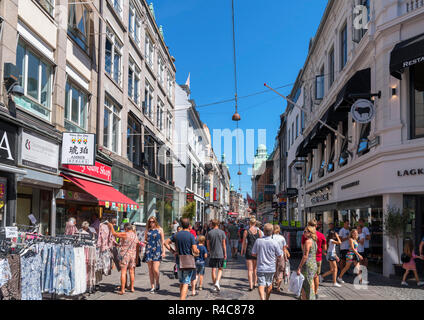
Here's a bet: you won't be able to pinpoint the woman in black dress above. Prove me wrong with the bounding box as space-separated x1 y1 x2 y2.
241 218 263 291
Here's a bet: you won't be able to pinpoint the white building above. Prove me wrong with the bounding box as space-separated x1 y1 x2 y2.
293 0 424 277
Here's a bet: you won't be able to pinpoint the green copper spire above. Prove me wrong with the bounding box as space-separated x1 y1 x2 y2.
149 3 155 19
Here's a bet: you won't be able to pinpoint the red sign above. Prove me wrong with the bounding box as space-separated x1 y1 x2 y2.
187 192 194 203
213 188 217 201
62 161 112 182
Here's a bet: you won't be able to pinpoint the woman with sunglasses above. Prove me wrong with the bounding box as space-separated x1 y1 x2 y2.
297 226 317 300
144 217 165 293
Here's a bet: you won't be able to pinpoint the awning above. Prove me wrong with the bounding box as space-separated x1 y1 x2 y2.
61 173 139 211
390 33 424 80
334 68 371 111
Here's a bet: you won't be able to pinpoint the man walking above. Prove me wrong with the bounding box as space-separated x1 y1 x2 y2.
315 224 327 298
165 218 199 300
251 223 283 300
228 220 239 258
358 218 371 268
339 220 351 272
207 219 227 292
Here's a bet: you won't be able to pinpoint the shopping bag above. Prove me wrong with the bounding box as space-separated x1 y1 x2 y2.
288 271 304 298
284 260 291 285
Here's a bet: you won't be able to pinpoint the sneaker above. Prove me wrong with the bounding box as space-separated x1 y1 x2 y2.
150 288 155 293
214 282 221 292
155 284 160 291
401 281 408 286
198 287 203 291
418 281 424 287
333 283 342 288
337 277 345 284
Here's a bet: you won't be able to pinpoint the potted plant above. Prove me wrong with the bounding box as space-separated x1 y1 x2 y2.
383 206 410 277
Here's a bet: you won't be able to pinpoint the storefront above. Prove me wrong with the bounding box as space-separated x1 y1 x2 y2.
16 129 62 235
57 161 139 235
112 163 179 235
0 118 23 227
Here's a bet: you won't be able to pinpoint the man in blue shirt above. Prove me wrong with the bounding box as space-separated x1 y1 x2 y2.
165 218 199 300
252 223 283 300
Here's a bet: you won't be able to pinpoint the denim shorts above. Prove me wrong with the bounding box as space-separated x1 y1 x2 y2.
257 272 274 287
178 269 196 285
196 261 205 275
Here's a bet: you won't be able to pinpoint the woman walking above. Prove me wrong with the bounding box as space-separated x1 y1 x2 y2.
297 226 317 300
337 229 363 283
241 217 263 291
401 239 424 286
108 222 138 295
144 217 165 293
321 231 342 287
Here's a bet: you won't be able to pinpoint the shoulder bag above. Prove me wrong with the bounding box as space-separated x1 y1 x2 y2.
175 235 195 270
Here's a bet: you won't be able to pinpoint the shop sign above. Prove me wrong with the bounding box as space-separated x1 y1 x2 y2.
20 130 59 173
57 189 97 203
341 181 360 190
311 193 330 204
351 99 375 124
187 192 194 203
397 168 424 177
5 227 18 239
282 188 298 198
61 133 96 166
0 120 18 166
264 185 276 195
62 161 112 182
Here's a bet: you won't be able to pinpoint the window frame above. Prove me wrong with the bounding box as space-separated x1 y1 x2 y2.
128 58 141 104
67 1 90 52
104 98 121 154
36 0 55 17
145 33 154 69
105 26 123 86
340 23 348 70
127 115 142 167
65 80 89 132
144 80 154 120
156 98 164 131
329 46 335 87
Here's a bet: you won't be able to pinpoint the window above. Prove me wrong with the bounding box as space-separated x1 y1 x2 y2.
410 63 424 139
338 120 349 167
357 123 371 156
145 34 154 68
144 80 154 119
15 41 53 121
167 72 173 100
144 133 155 175
105 27 123 85
316 66 325 100
158 55 165 87
127 116 141 166
340 23 348 70
166 150 173 182
68 1 90 51
65 82 88 132
104 98 121 154
327 133 335 173
128 2 141 44
287 128 290 150
329 47 335 87
37 0 54 16
166 111 173 141
157 99 164 130
157 144 165 180
291 123 294 145
301 111 305 133
113 0 123 18
296 115 299 139
128 58 140 104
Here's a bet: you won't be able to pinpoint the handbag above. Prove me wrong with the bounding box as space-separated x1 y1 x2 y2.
117 233 137 263
175 236 195 270
401 253 411 264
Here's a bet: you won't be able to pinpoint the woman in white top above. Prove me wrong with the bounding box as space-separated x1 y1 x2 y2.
357 226 366 261
321 231 342 287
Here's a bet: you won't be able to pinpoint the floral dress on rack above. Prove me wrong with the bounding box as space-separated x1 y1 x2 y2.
145 229 162 262
301 239 317 300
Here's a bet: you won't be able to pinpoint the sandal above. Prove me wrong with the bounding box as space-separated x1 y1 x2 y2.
116 291 125 295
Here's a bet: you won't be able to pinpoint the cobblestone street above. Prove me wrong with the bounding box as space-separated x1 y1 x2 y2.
86 252 424 301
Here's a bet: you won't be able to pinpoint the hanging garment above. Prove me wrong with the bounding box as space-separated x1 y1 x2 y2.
1 254 21 300
84 246 96 291
54 245 74 296
97 224 113 252
101 250 111 276
21 252 42 300
0 258 12 288
72 247 87 296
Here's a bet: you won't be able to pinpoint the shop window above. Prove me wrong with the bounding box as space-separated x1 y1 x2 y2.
68 1 90 52
127 116 141 167
65 81 88 132
357 123 371 156
410 63 424 139
14 41 53 121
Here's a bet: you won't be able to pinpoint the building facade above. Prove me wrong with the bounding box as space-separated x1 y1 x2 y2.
291 0 424 276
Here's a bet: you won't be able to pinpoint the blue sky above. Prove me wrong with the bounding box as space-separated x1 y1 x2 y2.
154 0 328 197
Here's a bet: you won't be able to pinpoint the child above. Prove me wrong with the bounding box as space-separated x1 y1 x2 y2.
194 235 208 294
401 239 424 286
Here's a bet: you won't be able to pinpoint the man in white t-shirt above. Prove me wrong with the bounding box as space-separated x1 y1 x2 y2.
338 220 350 271
358 218 371 267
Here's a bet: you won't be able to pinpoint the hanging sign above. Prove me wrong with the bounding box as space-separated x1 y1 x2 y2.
0 120 18 166
61 133 96 166
351 99 375 124
5 227 18 239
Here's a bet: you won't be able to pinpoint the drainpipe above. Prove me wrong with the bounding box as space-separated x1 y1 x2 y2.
96 0 104 149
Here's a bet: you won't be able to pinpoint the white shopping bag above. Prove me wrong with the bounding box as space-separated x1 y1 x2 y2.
288 271 304 298
284 260 291 285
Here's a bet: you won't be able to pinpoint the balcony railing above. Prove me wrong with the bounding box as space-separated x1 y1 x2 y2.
405 0 424 13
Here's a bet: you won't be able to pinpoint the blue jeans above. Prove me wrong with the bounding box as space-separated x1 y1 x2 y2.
196 261 205 275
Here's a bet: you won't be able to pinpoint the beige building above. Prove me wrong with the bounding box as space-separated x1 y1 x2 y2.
0 0 179 235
